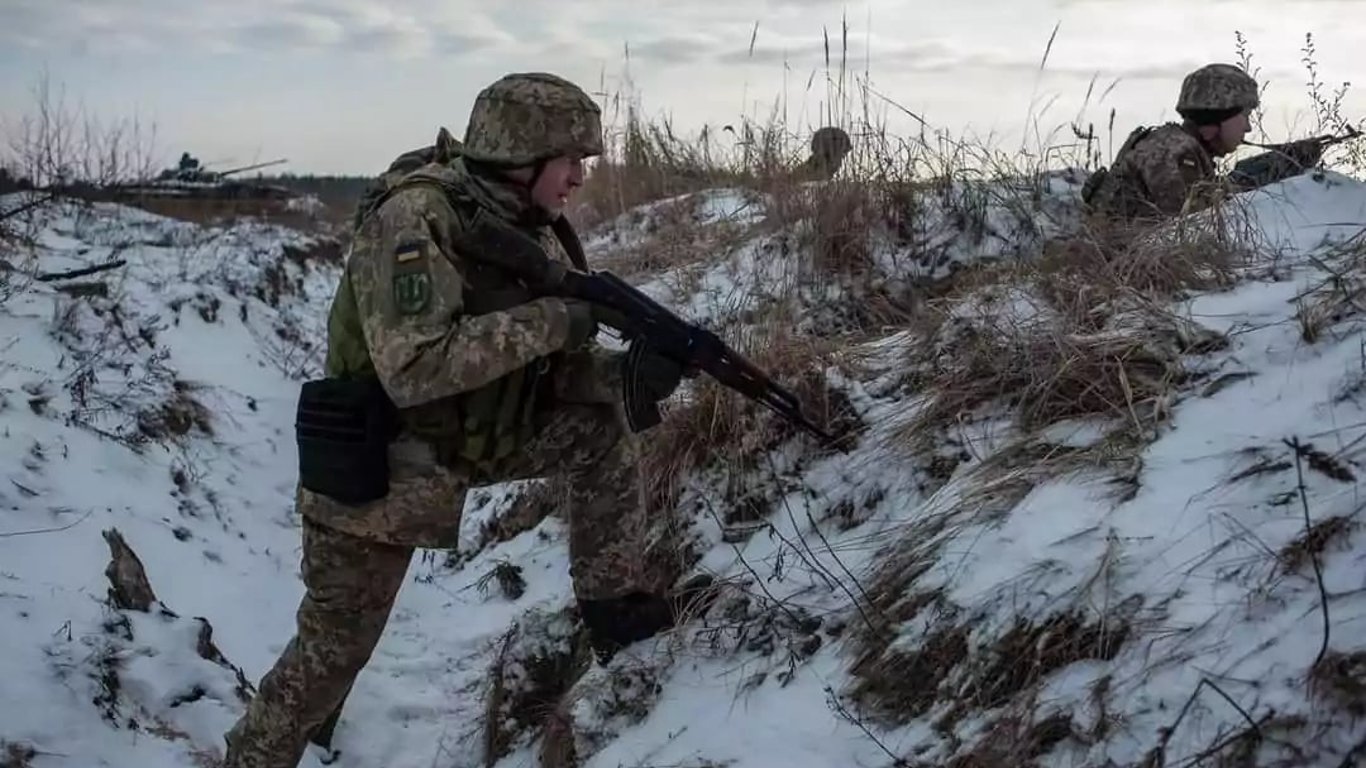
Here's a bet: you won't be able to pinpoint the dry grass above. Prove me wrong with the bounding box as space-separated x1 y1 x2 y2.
1311 650 1366 717
892 299 1221 457
887 201 1245 461
1035 214 1250 328
848 586 1132 734
638 320 865 519
570 104 778 231
930 711 1075 768
761 176 881 272
1291 230 1366 343
482 614 593 767
847 592 968 724
1278 514 1357 574
583 190 760 281
136 380 214 442
841 209 1241 741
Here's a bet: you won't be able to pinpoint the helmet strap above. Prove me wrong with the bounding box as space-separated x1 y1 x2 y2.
464 156 557 225
527 157 550 188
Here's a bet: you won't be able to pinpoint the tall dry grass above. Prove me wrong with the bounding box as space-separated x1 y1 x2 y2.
570 23 1366 533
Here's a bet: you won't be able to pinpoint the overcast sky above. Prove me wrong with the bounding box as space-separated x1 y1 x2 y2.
2 0 1365 176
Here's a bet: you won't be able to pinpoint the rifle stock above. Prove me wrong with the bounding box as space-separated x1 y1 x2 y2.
464 211 845 450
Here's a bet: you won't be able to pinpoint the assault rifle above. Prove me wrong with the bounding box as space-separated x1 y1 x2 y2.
1231 126 1363 189
463 212 844 450
1243 125 1362 156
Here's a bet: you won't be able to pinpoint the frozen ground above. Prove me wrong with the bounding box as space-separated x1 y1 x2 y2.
1 168 1364 767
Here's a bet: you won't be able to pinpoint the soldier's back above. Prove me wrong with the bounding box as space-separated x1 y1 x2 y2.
1086 123 1215 223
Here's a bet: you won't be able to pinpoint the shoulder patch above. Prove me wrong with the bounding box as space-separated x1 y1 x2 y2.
392 239 432 315
393 271 431 315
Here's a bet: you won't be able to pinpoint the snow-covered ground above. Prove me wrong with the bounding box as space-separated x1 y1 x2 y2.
1 167 1364 768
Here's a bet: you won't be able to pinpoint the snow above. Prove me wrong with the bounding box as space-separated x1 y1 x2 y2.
2 166 1366 768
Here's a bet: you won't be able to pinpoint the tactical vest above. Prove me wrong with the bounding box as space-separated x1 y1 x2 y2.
1080 125 1156 217
326 161 589 468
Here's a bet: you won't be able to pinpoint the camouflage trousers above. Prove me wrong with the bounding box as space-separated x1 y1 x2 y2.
222 401 659 768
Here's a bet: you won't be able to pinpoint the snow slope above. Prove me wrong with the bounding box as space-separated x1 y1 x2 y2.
1 168 1364 768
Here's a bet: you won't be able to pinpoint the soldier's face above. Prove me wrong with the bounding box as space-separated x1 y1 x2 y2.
530 154 585 216
1213 110 1252 155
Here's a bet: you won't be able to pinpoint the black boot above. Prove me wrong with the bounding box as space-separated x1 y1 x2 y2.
579 574 718 664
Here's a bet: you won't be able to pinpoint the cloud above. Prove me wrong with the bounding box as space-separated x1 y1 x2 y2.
430 31 502 57
628 36 723 64
230 14 345 51
0 0 517 58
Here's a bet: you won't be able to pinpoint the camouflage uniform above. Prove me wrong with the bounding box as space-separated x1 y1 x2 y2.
792 126 852 182
1084 122 1222 221
1085 63 1271 223
222 73 688 768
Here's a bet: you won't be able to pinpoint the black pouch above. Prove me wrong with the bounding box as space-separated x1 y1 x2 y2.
294 376 398 505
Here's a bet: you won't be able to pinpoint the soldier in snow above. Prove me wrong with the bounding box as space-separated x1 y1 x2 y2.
792 125 854 182
1082 63 1327 223
222 72 713 768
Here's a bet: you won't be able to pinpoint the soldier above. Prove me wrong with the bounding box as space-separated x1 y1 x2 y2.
222 72 712 768
792 126 853 181
1083 63 1325 223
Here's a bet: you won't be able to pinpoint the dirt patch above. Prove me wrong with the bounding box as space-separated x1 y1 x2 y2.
133 379 213 443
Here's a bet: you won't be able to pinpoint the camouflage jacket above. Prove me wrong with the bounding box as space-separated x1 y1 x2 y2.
1084 123 1222 222
305 159 621 545
329 160 575 406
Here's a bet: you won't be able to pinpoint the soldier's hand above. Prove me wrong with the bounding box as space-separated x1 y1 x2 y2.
590 304 631 333
563 299 599 350
635 350 687 402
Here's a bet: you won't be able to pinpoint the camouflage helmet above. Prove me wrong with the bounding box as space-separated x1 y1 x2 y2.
462 72 604 167
811 126 852 159
1176 64 1260 114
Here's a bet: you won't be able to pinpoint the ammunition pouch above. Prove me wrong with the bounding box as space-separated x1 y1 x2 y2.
403 356 555 469
402 276 560 469
451 357 550 463
295 376 399 504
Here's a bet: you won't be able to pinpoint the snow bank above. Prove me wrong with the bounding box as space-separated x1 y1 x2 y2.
1 168 1364 768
